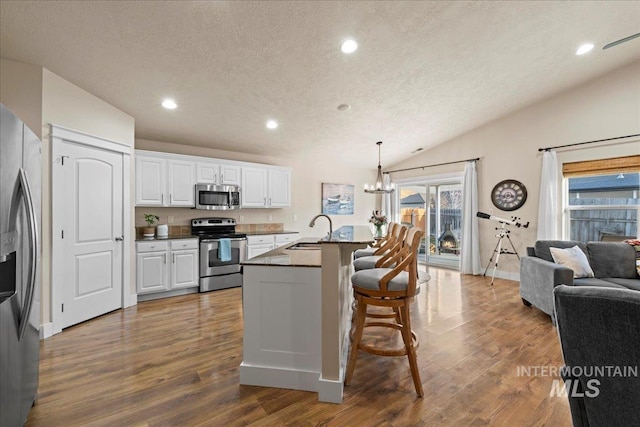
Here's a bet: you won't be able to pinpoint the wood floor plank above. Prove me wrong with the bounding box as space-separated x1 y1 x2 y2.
26 268 571 426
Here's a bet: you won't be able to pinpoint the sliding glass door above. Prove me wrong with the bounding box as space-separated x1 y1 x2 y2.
397 178 462 269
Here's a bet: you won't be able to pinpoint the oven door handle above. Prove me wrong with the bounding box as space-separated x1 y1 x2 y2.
200 238 247 243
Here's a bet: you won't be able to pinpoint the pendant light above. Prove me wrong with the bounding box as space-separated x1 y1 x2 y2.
364 141 395 194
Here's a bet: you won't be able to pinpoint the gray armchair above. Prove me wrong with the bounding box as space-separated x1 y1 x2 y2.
553 285 640 427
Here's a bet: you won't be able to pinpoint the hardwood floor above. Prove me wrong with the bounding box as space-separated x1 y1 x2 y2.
27 268 571 426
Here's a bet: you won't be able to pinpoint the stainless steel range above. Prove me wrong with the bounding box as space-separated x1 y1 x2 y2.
191 217 247 292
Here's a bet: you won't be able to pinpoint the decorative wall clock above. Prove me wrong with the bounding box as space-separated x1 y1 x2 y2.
491 179 527 211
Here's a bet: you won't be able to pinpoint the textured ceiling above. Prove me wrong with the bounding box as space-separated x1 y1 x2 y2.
1 1 639 169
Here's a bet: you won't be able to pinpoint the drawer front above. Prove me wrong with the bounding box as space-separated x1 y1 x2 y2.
247 235 275 245
136 241 168 253
275 233 299 244
170 239 199 250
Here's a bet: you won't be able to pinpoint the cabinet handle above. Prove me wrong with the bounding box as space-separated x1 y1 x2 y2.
173 253 176 264
269 197 271 206
163 253 167 264
161 193 164 204
170 194 173 204
214 174 217 183
221 174 224 182
264 197 266 206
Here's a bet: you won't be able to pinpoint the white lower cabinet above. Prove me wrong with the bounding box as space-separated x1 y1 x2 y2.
136 238 199 297
246 233 299 259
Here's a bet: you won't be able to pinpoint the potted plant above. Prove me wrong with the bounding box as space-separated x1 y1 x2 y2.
142 213 160 237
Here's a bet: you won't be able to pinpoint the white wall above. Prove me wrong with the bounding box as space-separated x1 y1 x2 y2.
134 139 379 238
1 58 136 326
40 69 136 324
0 59 43 137
387 60 640 278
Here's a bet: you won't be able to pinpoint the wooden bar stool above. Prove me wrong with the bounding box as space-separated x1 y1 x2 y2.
345 227 424 397
353 222 398 259
353 224 407 271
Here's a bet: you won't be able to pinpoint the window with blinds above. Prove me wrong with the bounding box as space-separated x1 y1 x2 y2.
563 155 639 242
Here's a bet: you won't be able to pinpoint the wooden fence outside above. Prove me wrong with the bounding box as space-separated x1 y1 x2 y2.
569 198 638 241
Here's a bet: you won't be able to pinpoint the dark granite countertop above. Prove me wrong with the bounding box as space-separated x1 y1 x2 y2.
319 226 375 244
243 230 300 236
242 238 322 267
242 226 374 267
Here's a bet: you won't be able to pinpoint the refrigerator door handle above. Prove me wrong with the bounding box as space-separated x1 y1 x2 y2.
10 169 39 340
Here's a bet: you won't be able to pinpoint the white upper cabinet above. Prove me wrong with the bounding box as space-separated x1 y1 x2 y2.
196 162 218 184
268 169 290 207
241 166 291 208
241 167 268 207
136 150 290 209
136 156 166 206
167 160 195 206
136 153 195 207
196 163 240 186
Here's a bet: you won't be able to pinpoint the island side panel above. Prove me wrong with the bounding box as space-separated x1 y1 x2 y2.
319 241 367 403
240 265 322 392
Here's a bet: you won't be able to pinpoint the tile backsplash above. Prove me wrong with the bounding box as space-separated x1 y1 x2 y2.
135 223 284 238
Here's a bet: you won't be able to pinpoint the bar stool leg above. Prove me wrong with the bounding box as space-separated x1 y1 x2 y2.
345 296 367 385
400 302 423 397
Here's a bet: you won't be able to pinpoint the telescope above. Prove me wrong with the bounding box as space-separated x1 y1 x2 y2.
476 211 529 228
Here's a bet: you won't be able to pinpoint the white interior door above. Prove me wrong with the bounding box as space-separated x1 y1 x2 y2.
60 141 123 329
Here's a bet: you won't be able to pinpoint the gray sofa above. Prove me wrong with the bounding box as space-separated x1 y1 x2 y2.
520 240 640 324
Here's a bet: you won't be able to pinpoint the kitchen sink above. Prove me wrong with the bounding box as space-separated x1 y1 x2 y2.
286 242 322 250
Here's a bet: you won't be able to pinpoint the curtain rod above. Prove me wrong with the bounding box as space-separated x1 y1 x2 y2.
384 157 480 174
538 133 640 152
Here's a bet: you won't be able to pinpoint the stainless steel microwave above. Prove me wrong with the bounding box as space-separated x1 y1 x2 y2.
195 184 241 210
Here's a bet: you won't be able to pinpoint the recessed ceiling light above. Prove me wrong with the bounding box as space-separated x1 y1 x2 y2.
266 120 278 129
576 43 594 55
337 104 351 112
161 99 177 109
341 39 358 54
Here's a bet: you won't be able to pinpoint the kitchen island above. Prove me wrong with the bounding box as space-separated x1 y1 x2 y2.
239 226 373 403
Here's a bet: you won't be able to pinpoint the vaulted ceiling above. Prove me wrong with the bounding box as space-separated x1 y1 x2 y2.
1 1 639 168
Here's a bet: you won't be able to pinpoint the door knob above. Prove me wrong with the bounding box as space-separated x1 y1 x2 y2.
115 236 124 241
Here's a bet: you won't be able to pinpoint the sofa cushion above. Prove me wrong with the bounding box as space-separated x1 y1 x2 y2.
601 278 640 292
550 246 594 278
534 240 586 262
587 242 637 279
573 278 628 288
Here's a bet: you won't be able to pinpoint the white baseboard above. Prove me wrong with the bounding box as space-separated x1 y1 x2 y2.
40 322 54 340
239 363 320 393
125 293 137 308
493 269 520 282
318 376 344 403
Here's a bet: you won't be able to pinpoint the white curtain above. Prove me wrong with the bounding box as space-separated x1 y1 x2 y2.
461 161 482 274
381 174 393 219
537 150 559 240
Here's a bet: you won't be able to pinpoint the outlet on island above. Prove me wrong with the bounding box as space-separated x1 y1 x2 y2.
168 216 174 224
268 214 273 222
239 215 245 223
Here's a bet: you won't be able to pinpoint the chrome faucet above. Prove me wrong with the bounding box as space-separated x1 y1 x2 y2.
309 214 333 237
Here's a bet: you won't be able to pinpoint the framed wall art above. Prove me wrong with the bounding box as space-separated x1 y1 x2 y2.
322 183 354 215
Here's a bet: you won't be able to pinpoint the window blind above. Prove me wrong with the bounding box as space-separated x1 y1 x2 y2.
562 155 640 177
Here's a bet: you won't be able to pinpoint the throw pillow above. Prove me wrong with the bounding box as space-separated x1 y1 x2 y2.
550 245 595 278
623 239 640 278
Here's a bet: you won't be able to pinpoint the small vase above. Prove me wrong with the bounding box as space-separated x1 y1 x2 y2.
374 224 384 238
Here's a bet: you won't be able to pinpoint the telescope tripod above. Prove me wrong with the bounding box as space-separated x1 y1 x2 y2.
483 223 520 285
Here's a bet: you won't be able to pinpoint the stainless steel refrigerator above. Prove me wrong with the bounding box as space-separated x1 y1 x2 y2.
0 103 41 427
